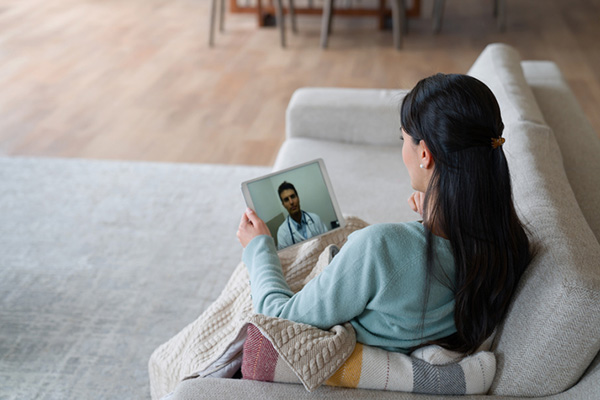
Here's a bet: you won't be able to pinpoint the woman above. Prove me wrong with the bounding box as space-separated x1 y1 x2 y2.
237 74 532 355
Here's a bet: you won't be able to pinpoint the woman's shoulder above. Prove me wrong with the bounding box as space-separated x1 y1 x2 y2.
360 220 425 234
350 221 427 244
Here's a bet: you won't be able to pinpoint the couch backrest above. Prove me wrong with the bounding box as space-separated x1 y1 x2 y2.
286 88 407 146
521 60 600 243
468 44 600 397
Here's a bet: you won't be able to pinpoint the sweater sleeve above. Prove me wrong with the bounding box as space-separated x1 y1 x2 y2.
242 231 376 330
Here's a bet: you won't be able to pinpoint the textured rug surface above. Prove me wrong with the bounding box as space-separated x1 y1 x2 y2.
0 156 270 400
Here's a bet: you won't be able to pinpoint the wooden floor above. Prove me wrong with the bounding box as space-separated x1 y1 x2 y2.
0 0 599 166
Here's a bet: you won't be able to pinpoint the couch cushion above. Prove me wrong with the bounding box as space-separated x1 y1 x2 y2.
286 88 407 146
273 138 417 225
468 44 600 396
170 376 487 400
522 60 600 243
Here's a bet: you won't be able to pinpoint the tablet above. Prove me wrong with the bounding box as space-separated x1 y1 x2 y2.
241 159 345 251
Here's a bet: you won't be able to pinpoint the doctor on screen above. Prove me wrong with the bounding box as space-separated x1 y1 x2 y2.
276 181 328 250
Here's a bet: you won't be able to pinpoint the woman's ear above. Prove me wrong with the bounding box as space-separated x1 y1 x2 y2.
420 141 434 169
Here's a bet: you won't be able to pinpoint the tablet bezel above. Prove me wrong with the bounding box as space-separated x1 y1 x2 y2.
241 158 346 251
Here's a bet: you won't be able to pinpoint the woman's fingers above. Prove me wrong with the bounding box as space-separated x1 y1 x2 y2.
239 210 250 227
245 208 259 224
408 191 425 216
237 208 271 248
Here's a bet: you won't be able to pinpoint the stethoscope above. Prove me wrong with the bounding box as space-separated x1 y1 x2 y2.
286 211 315 245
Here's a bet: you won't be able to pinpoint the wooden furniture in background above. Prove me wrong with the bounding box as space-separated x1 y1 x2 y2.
231 0 420 30
433 0 506 32
321 0 407 49
211 0 297 47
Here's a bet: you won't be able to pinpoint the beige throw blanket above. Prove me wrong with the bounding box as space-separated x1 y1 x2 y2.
148 217 369 399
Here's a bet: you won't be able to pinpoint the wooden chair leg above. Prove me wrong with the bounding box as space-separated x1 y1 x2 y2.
256 0 263 27
328 2 334 35
289 0 297 33
401 0 408 35
275 0 286 47
432 0 445 33
209 0 218 46
219 0 225 33
320 0 334 48
390 0 405 50
496 0 507 31
219 0 225 32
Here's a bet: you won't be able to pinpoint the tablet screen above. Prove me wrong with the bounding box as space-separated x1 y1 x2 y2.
241 159 345 251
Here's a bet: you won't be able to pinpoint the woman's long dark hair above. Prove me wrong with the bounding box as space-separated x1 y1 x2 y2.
401 73 532 354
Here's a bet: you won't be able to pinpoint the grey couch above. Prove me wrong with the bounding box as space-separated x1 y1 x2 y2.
165 44 600 399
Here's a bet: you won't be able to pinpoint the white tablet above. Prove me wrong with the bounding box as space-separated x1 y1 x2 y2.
241 159 345 251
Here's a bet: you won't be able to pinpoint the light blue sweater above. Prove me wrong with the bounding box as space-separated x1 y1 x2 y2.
242 221 457 353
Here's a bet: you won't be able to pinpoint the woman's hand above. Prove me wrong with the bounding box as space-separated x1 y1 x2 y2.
237 208 271 248
408 191 426 216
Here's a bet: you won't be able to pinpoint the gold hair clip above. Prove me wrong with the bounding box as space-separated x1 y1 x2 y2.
491 137 505 149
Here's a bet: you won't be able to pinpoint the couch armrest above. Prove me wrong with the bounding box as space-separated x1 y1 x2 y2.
285 87 407 146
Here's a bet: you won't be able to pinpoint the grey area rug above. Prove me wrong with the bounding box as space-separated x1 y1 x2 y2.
0 156 270 399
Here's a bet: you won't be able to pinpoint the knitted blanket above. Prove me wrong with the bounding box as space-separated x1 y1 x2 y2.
148 217 496 399
242 316 496 394
148 217 369 399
